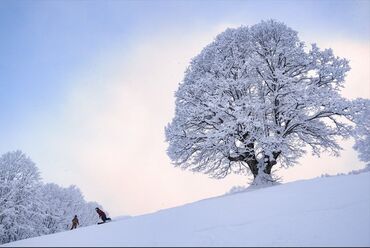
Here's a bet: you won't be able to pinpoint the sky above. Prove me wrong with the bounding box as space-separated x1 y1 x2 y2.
0 0 369 217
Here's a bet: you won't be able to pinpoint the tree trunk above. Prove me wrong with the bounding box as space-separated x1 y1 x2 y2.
263 156 275 175
250 151 281 185
243 157 274 184
246 159 259 178
228 146 280 185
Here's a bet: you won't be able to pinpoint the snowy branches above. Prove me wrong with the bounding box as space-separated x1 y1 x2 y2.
166 20 355 184
0 151 102 244
351 99 370 166
0 151 43 243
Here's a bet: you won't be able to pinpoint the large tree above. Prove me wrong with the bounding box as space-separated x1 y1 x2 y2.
0 151 45 244
165 20 354 184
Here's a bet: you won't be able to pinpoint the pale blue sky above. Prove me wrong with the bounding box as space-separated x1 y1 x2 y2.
1 0 369 137
1 0 369 216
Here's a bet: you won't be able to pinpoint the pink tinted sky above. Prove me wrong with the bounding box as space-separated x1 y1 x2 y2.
0 1 369 216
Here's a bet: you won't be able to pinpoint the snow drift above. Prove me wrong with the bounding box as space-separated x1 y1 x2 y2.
3 172 370 247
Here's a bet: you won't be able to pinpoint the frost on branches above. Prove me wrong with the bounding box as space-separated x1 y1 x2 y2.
0 151 45 244
0 151 103 244
165 20 354 185
40 184 102 235
352 99 370 166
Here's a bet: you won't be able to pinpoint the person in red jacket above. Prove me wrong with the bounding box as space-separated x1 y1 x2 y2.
95 207 111 224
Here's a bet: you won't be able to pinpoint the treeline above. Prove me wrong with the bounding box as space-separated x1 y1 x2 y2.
0 150 103 244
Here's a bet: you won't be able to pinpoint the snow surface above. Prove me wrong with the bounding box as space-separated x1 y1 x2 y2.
3 172 370 247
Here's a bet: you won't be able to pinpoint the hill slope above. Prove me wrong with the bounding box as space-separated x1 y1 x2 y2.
3 172 370 247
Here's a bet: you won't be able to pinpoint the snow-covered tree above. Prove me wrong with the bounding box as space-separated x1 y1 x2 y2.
352 99 370 166
40 183 62 234
166 20 353 184
0 150 104 244
0 151 46 244
40 184 102 233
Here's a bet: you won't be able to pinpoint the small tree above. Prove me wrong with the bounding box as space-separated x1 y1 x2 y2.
166 20 353 184
40 183 102 234
352 99 370 166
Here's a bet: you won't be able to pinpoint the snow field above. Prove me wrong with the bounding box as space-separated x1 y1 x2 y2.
4 172 370 247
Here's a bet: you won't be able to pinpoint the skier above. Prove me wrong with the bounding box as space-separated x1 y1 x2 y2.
70 215 79 230
95 207 111 224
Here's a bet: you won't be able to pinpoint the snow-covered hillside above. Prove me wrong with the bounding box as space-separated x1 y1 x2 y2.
3 172 370 247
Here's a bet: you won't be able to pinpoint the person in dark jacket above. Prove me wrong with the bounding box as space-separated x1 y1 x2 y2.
70 215 79 230
95 207 111 223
